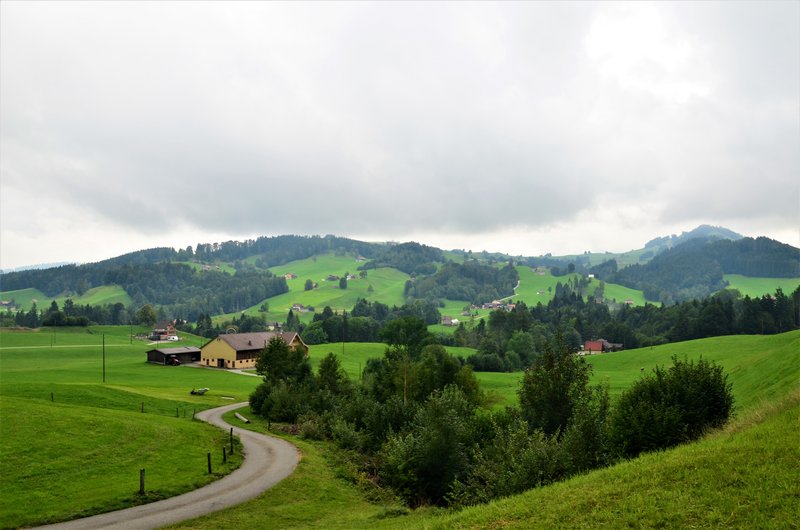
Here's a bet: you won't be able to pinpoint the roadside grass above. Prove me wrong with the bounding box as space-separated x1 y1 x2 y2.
0 326 261 527
165 409 426 530
722 274 800 298
0 396 243 529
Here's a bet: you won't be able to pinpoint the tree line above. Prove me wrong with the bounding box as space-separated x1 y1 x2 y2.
458 284 799 372
250 332 733 508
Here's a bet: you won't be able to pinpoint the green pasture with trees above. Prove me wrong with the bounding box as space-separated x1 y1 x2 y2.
1 326 798 528
722 274 800 298
168 330 799 529
1 285 132 311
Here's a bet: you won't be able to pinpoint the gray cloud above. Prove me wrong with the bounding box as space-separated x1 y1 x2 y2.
1 2 798 268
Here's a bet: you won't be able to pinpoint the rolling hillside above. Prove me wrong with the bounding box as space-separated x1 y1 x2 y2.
163 331 799 529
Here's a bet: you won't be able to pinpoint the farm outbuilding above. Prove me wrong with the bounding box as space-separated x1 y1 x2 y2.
146 346 201 365
200 331 308 369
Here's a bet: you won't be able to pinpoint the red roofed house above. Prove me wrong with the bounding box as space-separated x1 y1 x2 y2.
583 339 624 354
200 331 308 369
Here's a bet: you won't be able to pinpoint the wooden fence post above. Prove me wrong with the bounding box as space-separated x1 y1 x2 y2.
229 428 233 454
139 469 145 495
207 452 212 474
223 447 227 463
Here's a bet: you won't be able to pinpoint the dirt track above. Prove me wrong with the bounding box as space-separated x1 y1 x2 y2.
37 402 299 530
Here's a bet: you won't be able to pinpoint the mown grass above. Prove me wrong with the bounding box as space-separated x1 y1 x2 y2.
722 274 800 298
0 326 260 528
0 397 243 528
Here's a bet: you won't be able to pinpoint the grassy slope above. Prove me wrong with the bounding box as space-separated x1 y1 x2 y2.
723 274 800 298
0 326 259 528
213 253 408 325
476 331 800 410
0 397 243 528
1 285 132 311
408 392 800 529
169 331 800 529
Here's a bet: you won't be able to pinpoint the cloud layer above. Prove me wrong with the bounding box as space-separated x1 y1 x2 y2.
1 2 798 268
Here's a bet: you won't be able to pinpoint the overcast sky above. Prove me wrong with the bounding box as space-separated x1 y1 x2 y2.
1 1 798 270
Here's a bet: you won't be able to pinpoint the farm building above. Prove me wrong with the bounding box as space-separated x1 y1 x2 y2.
150 320 178 341
200 331 308 369
583 339 624 354
146 346 201 365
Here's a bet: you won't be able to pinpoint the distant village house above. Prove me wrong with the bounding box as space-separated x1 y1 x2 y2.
583 339 623 354
150 320 178 341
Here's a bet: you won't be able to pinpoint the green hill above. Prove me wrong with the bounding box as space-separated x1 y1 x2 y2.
164 331 800 529
1 285 131 311
723 274 800 298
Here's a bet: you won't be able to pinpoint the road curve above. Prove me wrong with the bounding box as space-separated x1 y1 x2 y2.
38 402 300 530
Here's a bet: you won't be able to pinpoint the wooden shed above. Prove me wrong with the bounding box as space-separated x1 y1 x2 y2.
146 346 201 365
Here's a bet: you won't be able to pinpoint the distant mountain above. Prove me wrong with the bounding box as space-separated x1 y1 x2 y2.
0 262 76 274
644 224 743 251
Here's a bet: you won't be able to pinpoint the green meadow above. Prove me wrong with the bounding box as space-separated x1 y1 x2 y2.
0 326 258 528
212 253 409 325
722 274 800 298
1 285 132 311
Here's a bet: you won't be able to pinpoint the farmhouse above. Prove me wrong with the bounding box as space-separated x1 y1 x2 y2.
146 346 201 365
150 320 178 341
200 331 308 369
583 339 624 354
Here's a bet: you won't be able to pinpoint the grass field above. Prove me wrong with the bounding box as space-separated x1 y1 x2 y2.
1 285 133 311
165 330 800 529
722 274 800 298
0 326 259 528
212 253 409 325
472 331 800 410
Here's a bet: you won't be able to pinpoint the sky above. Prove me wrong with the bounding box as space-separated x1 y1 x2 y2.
1 1 798 270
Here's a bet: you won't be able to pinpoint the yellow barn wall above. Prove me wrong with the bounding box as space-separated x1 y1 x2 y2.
200 338 237 368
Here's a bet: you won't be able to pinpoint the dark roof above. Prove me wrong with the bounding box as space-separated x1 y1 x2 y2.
206 332 307 352
146 346 201 355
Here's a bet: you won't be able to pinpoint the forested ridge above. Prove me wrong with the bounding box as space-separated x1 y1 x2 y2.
609 237 799 304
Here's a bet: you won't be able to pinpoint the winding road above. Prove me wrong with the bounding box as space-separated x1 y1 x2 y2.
38 402 300 530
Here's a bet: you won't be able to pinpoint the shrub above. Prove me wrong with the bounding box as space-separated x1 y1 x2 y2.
610 356 733 457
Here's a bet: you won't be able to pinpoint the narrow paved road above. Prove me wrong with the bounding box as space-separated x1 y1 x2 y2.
38 402 299 530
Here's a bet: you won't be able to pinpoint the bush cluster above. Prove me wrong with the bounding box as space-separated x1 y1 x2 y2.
251 333 734 509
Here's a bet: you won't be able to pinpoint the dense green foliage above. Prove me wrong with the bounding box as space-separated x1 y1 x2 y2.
612 237 799 303
610 356 733 457
1 262 287 321
358 242 444 275
457 284 799 372
406 261 519 304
